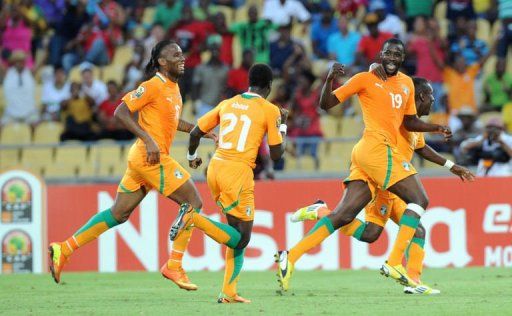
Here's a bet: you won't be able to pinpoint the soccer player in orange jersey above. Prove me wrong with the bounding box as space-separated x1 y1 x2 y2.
48 40 217 291
276 38 454 291
290 75 475 294
169 64 288 303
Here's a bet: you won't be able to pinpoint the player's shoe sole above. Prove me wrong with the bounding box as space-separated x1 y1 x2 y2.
380 262 418 287
404 285 441 295
217 293 251 303
275 250 294 292
169 203 193 241
48 242 68 284
290 200 327 223
160 263 198 291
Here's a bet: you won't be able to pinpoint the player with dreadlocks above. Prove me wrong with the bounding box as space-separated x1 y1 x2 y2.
48 40 217 290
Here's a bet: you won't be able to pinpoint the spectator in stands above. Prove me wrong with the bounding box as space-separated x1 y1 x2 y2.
408 16 446 112
170 5 215 101
34 0 65 27
98 80 133 140
397 0 435 31
212 12 234 66
153 0 183 31
60 82 97 141
451 106 483 161
356 13 393 68
291 70 322 170
122 44 144 93
143 23 165 66
19 0 47 60
79 63 107 107
41 66 70 121
447 15 469 45
460 118 512 176
193 0 219 21
282 43 312 90
229 5 276 64
447 0 476 22
310 5 338 59
125 5 148 44
483 58 512 112
327 15 361 72
0 50 38 126
226 49 254 97
450 19 488 66
337 0 367 18
48 1 89 69
371 0 405 40
0 3 34 69
191 41 229 118
270 24 296 75
497 0 512 59
474 0 498 25
262 0 311 27
502 90 512 132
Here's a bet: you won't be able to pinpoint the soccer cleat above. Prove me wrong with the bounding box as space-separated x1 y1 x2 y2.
380 262 418 287
48 242 68 284
217 293 251 303
169 204 194 241
275 250 294 291
290 200 327 223
160 263 198 291
404 284 441 295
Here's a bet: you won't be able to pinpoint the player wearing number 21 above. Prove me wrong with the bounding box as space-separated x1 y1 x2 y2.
169 64 287 303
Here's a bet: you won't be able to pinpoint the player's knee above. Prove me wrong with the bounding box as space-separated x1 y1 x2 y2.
360 231 379 243
235 236 251 249
415 224 426 239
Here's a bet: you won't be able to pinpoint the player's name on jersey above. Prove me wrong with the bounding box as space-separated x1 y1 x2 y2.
231 102 249 110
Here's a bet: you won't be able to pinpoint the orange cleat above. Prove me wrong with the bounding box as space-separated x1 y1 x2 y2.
48 242 68 284
160 263 198 291
217 293 251 304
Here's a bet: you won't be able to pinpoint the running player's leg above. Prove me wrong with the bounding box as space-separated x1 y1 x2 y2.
48 189 146 283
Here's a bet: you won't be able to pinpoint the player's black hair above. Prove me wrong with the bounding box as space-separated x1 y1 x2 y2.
144 39 176 80
382 37 405 52
412 76 430 95
248 63 273 89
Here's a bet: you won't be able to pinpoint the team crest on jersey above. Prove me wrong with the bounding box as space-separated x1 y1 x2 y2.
380 205 387 216
402 161 410 171
174 169 183 179
401 84 409 96
131 86 145 99
246 206 252 216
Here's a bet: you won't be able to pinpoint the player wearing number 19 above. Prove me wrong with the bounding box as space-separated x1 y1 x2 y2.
169 64 287 303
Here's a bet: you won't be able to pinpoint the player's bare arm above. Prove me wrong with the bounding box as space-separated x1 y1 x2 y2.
403 115 452 141
319 63 345 110
178 118 218 143
187 126 205 169
269 107 289 161
415 145 475 182
114 102 160 165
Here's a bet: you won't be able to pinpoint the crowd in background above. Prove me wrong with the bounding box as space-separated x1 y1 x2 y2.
1 0 512 175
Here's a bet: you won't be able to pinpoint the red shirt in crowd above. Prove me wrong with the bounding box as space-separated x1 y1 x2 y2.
357 31 393 63
293 89 323 137
408 36 445 83
169 21 215 68
227 66 249 94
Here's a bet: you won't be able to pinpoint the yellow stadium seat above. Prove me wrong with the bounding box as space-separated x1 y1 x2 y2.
113 46 133 67
54 142 88 173
340 116 364 138
89 141 123 177
0 87 5 116
234 5 249 23
20 147 54 175
267 78 284 103
476 18 491 44
34 84 43 111
44 163 77 178
320 115 342 137
320 140 356 172
312 59 329 78
232 36 242 68
142 7 155 25
33 121 63 144
434 1 447 20
0 149 20 171
421 153 455 169
171 145 189 168
1 122 32 144
101 64 124 85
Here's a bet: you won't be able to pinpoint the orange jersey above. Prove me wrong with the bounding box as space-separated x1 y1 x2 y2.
122 72 182 155
397 126 425 161
333 71 416 145
198 92 283 168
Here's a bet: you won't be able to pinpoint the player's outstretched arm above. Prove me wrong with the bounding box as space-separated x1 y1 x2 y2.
114 102 160 165
319 63 345 110
415 145 475 182
403 115 452 141
187 126 205 169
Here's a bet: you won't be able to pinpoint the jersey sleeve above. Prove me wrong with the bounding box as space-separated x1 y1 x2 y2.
416 133 426 150
404 80 417 116
197 103 222 133
266 104 283 146
122 81 155 112
332 73 366 103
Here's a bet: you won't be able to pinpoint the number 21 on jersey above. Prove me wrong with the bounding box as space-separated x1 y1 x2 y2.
389 92 402 109
219 113 252 152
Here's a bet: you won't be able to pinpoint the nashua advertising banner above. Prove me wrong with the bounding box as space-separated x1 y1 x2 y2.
44 177 512 273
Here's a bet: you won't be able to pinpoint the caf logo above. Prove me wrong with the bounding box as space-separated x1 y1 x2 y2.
1 178 32 223
2 230 33 273
380 205 387 216
174 169 183 179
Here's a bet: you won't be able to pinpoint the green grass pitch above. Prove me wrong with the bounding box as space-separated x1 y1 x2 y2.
1 268 511 315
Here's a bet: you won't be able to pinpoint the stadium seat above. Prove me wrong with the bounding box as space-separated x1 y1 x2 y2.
34 84 42 111
320 115 342 137
1 122 32 145
312 59 329 78
33 121 63 144
53 141 88 177
340 116 364 138
89 141 123 177
476 18 491 44
142 7 155 25
232 36 242 68
0 87 5 115
20 147 54 175
234 5 249 23
422 153 455 169
434 1 447 20
101 64 124 85
45 163 77 178
113 46 133 67
0 149 20 171
320 140 356 172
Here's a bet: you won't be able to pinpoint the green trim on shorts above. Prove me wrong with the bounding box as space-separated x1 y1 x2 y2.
159 164 164 194
217 200 240 213
383 145 393 189
119 183 133 193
